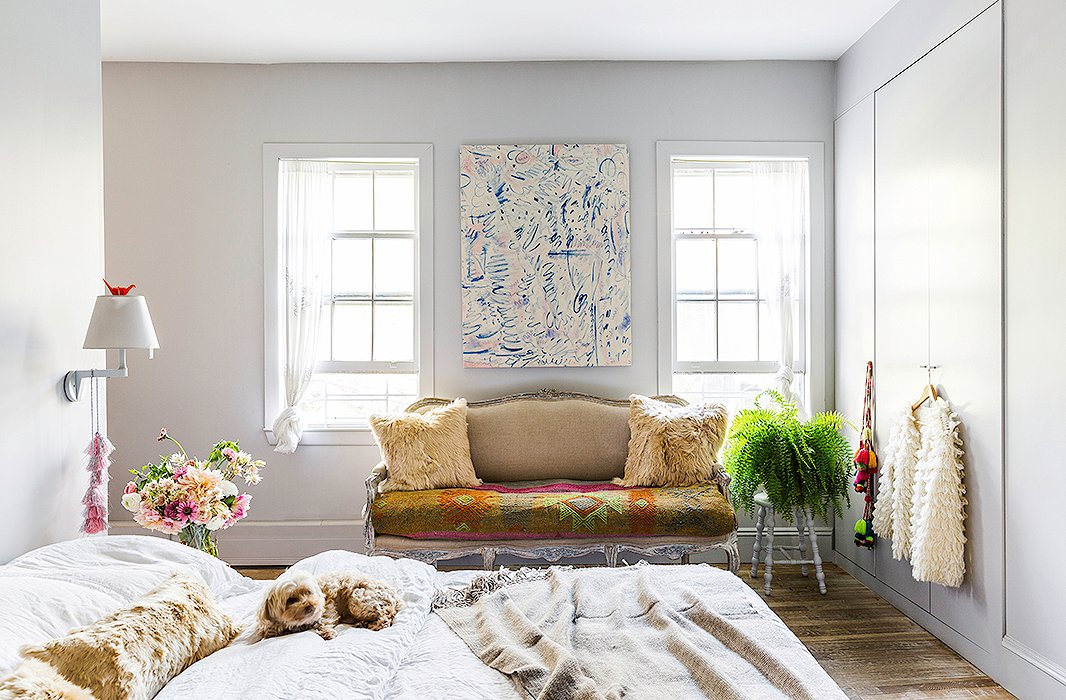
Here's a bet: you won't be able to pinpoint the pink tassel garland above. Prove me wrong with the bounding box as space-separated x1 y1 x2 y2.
81 432 113 535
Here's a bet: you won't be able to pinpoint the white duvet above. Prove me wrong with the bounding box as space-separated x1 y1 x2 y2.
0 536 832 699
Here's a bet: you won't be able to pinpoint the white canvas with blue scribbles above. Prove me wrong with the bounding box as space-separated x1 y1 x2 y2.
460 144 631 368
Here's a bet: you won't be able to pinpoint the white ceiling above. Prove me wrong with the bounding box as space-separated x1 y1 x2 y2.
101 0 901 64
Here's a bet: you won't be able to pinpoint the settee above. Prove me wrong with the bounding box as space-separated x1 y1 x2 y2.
363 390 739 571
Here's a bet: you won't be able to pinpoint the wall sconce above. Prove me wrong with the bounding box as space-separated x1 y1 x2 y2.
64 285 159 402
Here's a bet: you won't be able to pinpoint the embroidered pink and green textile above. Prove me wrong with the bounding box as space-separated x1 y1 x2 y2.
370 480 736 540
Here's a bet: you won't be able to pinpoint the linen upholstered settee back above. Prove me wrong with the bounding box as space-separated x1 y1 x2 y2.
406 390 686 483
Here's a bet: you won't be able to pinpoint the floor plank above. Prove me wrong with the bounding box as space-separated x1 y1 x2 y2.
236 562 1013 699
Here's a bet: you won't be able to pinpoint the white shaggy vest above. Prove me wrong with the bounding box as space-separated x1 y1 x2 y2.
873 398 967 587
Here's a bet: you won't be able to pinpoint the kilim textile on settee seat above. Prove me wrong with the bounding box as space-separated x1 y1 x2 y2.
363 390 740 571
371 481 736 541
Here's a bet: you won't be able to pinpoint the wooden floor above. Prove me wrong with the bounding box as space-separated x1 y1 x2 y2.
741 563 1012 700
237 562 1012 699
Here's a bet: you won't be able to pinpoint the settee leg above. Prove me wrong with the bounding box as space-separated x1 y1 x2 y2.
726 542 741 575
481 547 497 571
604 544 619 567
681 553 691 565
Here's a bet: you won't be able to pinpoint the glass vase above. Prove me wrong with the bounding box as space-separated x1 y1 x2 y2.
178 523 219 557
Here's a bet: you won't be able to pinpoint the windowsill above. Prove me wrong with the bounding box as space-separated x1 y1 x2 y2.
263 426 378 447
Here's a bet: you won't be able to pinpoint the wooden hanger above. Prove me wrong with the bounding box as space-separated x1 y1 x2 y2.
911 364 939 412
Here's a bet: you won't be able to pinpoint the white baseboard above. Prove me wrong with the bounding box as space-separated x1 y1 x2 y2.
108 520 832 567
1002 635 1066 687
108 520 365 566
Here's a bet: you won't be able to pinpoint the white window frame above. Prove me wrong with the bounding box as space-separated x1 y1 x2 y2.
656 141 827 412
263 143 434 446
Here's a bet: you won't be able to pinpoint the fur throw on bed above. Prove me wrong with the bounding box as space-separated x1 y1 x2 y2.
614 395 728 488
0 659 97 700
873 398 967 587
2 571 238 700
371 398 482 492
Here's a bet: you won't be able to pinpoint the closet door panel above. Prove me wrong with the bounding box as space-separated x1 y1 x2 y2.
833 95 876 576
925 5 1002 651
874 36 936 612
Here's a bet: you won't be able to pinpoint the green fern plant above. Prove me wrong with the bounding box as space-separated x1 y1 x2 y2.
723 391 853 524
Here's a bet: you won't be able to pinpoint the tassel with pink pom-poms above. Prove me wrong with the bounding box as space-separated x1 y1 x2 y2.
81 432 113 534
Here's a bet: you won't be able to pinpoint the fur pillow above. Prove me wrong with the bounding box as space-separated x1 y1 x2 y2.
370 398 482 492
614 395 729 488
8 572 238 700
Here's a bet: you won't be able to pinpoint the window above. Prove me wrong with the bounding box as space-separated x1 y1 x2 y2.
265 144 433 445
657 142 824 415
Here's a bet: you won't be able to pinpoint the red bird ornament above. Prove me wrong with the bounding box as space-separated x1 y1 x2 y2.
103 279 136 295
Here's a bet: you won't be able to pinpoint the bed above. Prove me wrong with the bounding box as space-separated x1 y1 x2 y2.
0 536 844 699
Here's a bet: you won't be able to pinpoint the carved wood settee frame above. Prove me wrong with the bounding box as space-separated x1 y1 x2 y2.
363 389 740 573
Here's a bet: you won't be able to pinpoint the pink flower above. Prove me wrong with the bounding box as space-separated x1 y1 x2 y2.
221 447 238 462
124 481 138 495
171 463 189 479
224 494 252 528
164 500 198 523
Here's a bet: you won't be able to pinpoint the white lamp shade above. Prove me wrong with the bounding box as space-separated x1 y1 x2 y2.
82 295 159 350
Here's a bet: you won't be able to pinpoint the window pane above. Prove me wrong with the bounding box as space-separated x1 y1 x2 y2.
332 302 372 361
759 301 777 362
333 172 373 231
675 238 715 296
758 300 801 363
316 304 332 362
717 238 758 298
672 372 805 417
714 170 754 231
676 301 716 362
332 238 372 297
373 302 414 362
672 170 714 229
326 398 387 423
718 301 759 361
373 238 415 298
374 170 415 231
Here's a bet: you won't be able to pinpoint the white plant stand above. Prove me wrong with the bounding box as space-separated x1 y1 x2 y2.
750 492 826 596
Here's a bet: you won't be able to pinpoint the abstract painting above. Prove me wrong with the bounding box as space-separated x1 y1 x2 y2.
460 144 631 368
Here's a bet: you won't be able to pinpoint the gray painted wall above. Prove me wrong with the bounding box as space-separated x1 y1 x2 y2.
0 0 105 562
101 60 835 558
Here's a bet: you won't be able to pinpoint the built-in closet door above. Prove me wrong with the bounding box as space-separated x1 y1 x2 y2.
833 94 876 577
873 67 932 608
874 5 1002 646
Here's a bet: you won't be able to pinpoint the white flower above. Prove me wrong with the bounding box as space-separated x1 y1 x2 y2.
218 480 239 498
243 465 262 485
121 492 141 512
236 451 251 466
167 453 184 470
206 515 227 531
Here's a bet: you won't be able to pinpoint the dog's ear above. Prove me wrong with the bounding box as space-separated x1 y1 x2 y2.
257 578 296 632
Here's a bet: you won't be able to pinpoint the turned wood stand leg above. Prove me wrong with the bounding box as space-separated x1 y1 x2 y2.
805 507 827 595
794 508 809 577
751 504 766 578
763 509 775 596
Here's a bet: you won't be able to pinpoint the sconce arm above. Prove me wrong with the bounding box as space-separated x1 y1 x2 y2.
64 349 129 402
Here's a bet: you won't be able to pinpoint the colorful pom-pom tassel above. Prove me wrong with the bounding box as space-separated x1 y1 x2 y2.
81 432 112 535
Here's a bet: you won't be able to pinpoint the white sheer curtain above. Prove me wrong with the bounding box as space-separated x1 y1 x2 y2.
273 160 332 453
752 160 808 415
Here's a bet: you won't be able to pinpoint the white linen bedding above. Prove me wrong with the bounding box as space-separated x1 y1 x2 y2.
0 536 838 699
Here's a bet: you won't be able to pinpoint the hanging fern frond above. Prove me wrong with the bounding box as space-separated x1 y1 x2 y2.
723 392 853 524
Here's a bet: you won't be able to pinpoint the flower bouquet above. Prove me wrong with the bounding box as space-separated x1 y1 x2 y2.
121 428 265 557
